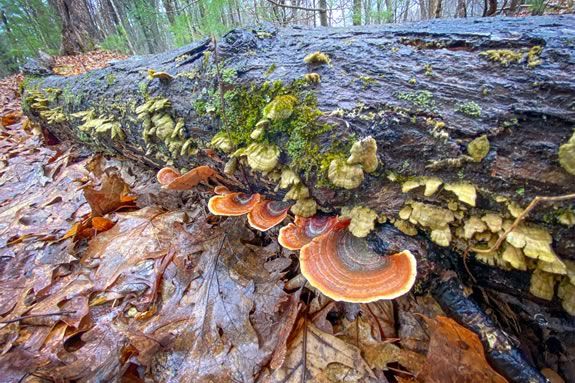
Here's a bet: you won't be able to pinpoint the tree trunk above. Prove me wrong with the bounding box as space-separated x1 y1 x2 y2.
23 16 575 265
456 0 467 17
434 0 442 17
353 0 362 24
49 0 98 54
486 0 498 15
318 0 328 26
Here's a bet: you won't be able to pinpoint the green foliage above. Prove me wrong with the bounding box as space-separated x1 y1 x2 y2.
0 0 61 76
528 0 546 15
100 28 132 54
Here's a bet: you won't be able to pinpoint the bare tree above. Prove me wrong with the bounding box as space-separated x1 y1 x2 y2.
49 0 98 54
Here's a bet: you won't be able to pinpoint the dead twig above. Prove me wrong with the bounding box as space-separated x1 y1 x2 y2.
1 310 77 324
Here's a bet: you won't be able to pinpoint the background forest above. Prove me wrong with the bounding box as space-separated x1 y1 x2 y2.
1 0 571 76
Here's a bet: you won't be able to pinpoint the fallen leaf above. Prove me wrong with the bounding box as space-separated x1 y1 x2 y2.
419 316 508 383
83 172 135 216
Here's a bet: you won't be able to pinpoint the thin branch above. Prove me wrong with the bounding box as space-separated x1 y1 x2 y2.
265 0 326 12
471 193 575 254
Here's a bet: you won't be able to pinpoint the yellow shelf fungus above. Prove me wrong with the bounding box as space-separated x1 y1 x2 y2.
404 202 455 247
303 51 330 65
558 279 575 316
263 95 297 121
530 269 556 301
347 206 377 238
279 168 300 189
501 244 527 271
285 184 310 201
444 182 477 207
481 213 503 233
211 132 234 153
328 159 364 189
242 142 281 173
304 73 321 83
347 136 379 173
559 130 575 175
402 177 443 197
467 135 490 162
290 198 317 217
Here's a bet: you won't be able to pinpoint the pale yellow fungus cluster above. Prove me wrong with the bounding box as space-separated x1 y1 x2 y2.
347 136 379 172
328 159 364 189
345 206 378 238
73 110 125 141
210 132 233 153
136 98 194 157
400 202 454 247
304 73 321 83
263 95 297 121
234 142 280 173
443 182 477 207
559 130 575 175
303 51 330 65
467 135 490 162
402 176 443 197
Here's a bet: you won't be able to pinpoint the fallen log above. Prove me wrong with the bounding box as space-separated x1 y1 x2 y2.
23 16 575 312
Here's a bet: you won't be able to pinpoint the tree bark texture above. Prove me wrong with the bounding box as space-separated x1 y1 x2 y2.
23 15 575 261
49 0 98 54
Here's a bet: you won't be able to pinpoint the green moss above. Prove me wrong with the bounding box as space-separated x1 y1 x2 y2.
217 80 346 183
138 80 150 97
397 90 435 110
456 101 482 118
105 73 116 86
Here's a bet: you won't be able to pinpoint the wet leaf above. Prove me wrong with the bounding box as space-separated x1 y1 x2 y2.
419 316 508 383
83 172 136 217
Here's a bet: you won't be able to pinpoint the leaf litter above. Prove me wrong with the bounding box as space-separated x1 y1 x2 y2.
0 52 514 382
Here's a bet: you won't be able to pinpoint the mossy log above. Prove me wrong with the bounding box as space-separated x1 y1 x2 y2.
23 15 575 382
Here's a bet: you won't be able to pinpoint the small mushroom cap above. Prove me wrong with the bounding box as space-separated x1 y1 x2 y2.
163 165 218 190
278 215 340 250
247 200 291 231
214 185 231 195
157 167 181 185
299 220 417 303
208 192 261 216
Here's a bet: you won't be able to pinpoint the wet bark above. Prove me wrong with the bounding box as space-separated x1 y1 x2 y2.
24 15 575 262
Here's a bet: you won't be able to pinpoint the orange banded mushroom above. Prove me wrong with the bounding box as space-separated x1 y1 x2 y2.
156 167 181 185
247 199 291 231
213 185 231 195
299 220 417 303
208 192 261 216
157 165 219 190
278 215 340 250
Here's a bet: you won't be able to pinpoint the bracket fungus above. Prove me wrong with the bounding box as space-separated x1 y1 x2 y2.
299 220 417 303
208 192 261 216
235 142 280 173
290 198 317 218
444 182 477 207
303 51 330 65
263 95 297 121
467 135 490 162
278 215 340 250
247 199 290 231
559 130 575 175
347 206 378 238
402 177 443 197
156 167 181 185
157 165 219 190
328 159 364 189
347 136 379 173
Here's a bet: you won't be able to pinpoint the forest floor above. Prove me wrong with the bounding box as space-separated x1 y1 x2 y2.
0 51 560 382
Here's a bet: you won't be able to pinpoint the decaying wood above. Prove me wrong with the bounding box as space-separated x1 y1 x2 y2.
22 15 575 382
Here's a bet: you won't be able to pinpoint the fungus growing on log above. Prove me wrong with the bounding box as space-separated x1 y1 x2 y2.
247 200 290 231
235 142 280 173
467 135 490 162
290 197 317 217
347 206 378 238
278 215 339 250
303 51 330 65
208 192 261 216
444 182 477 207
347 136 379 172
158 165 218 190
559 131 575 175
299 220 417 302
328 159 364 189
263 95 297 121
